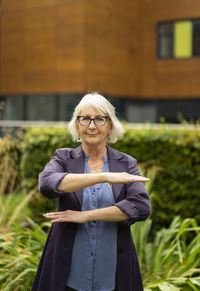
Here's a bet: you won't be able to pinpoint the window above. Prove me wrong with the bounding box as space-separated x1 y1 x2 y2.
158 18 200 59
157 22 174 58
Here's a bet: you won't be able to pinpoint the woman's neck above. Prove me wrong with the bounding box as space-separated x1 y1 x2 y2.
82 143 107 160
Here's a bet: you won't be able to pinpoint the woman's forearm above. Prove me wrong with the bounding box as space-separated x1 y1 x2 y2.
57 173 106 192
86 206 129 222
57 172 149 193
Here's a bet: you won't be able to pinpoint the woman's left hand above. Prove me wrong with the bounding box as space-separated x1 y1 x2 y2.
43 210 88 224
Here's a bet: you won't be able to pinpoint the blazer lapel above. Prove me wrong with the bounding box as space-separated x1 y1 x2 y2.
68 145 85 206
107 147 128 201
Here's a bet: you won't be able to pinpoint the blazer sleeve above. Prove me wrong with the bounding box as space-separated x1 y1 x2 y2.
38 149 69 199
114 156 151 225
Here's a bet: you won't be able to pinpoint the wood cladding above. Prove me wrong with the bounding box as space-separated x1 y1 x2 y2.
0 0 86 94
1 0 200 98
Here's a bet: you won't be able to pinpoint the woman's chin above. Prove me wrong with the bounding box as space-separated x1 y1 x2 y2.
84 138 105 146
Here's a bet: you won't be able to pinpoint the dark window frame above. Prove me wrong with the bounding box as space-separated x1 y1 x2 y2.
157 18 200 59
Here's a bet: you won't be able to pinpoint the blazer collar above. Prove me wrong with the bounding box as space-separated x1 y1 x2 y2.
70 144 125 160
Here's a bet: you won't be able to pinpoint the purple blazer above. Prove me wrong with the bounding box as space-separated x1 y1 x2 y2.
32 145 151 291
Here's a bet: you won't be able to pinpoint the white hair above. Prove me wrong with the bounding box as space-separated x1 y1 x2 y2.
68 93 124 143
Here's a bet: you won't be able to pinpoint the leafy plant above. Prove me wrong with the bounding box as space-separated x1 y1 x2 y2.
0 189 36 231
0 136 21 195
131 216 200 291
0 218 50 291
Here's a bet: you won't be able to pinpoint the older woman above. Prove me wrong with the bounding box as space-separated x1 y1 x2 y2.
32 93 151 291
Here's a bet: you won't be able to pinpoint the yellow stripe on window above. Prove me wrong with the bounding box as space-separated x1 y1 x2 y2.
174 21 192 58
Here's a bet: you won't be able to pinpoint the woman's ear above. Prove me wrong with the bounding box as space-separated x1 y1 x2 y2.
75 121 80 134
108 120 113 134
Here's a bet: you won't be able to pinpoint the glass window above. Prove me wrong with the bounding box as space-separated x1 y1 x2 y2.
59 94 82 121
174 20 192 58
157 19 200 59
27 95 55 121
193 19 200 56
157 22 174 58
2 95 24 120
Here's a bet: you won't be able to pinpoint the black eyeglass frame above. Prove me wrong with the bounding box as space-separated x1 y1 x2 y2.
77 115 110 127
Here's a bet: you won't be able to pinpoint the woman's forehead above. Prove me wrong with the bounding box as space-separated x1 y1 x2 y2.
79 105 106 116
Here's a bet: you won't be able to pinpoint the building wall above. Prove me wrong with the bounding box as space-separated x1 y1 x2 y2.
1 0 200 99
85 0 142 97
0 0 140 96
0 0 86 94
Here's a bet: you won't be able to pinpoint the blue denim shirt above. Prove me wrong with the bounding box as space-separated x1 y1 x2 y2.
66 154 117 291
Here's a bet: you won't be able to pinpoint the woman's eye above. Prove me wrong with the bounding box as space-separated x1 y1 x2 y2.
82 117 90 121
95 117 104 121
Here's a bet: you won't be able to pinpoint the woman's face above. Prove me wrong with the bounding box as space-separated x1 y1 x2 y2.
76 106 113 147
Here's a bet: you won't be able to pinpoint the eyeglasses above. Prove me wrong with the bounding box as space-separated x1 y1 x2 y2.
77 116 110 127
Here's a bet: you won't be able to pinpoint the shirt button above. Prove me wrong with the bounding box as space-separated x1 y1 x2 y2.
118 248 125 254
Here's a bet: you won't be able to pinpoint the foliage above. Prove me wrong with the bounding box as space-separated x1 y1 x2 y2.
0 218 50 291
0 215 199 291
0 190 36 232
0 187 44 290
0 136 21 194
131 216 200 291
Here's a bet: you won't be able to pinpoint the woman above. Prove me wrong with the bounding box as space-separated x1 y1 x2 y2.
32 93 151 291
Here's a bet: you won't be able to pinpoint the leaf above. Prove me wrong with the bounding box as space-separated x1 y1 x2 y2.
158 282 181 291
189 277 200 287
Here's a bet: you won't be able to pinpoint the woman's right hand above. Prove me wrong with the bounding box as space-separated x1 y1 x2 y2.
104 172 150 184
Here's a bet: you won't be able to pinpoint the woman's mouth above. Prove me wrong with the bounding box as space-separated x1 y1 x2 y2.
87 134 98 137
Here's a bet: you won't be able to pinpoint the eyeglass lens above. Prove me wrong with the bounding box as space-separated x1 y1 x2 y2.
78 116 108 126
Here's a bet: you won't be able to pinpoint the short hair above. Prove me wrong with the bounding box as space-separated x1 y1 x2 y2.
68 92 124 143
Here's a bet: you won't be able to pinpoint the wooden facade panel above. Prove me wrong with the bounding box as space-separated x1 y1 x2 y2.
1 0 26 12
25 0 57 10
24 28 56 72
156 0 200 21
85 0 141 96
0 0 86 94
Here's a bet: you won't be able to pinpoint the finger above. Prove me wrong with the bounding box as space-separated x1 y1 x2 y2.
131 175 150 181
51 218 65 223
137 177 150 181
43 212 63 217
43 214 62 220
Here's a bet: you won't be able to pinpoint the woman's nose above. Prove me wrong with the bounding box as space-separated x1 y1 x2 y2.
88 120 96 128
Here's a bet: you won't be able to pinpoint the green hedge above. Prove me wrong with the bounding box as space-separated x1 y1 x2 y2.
17 124 200 229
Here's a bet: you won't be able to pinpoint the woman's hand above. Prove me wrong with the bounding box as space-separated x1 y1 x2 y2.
105 172 150 184
43 210 89 224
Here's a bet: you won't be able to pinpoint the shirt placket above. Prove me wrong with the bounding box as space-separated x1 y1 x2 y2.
87 185 98 290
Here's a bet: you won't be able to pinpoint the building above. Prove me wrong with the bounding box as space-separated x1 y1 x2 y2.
0 0 200 123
